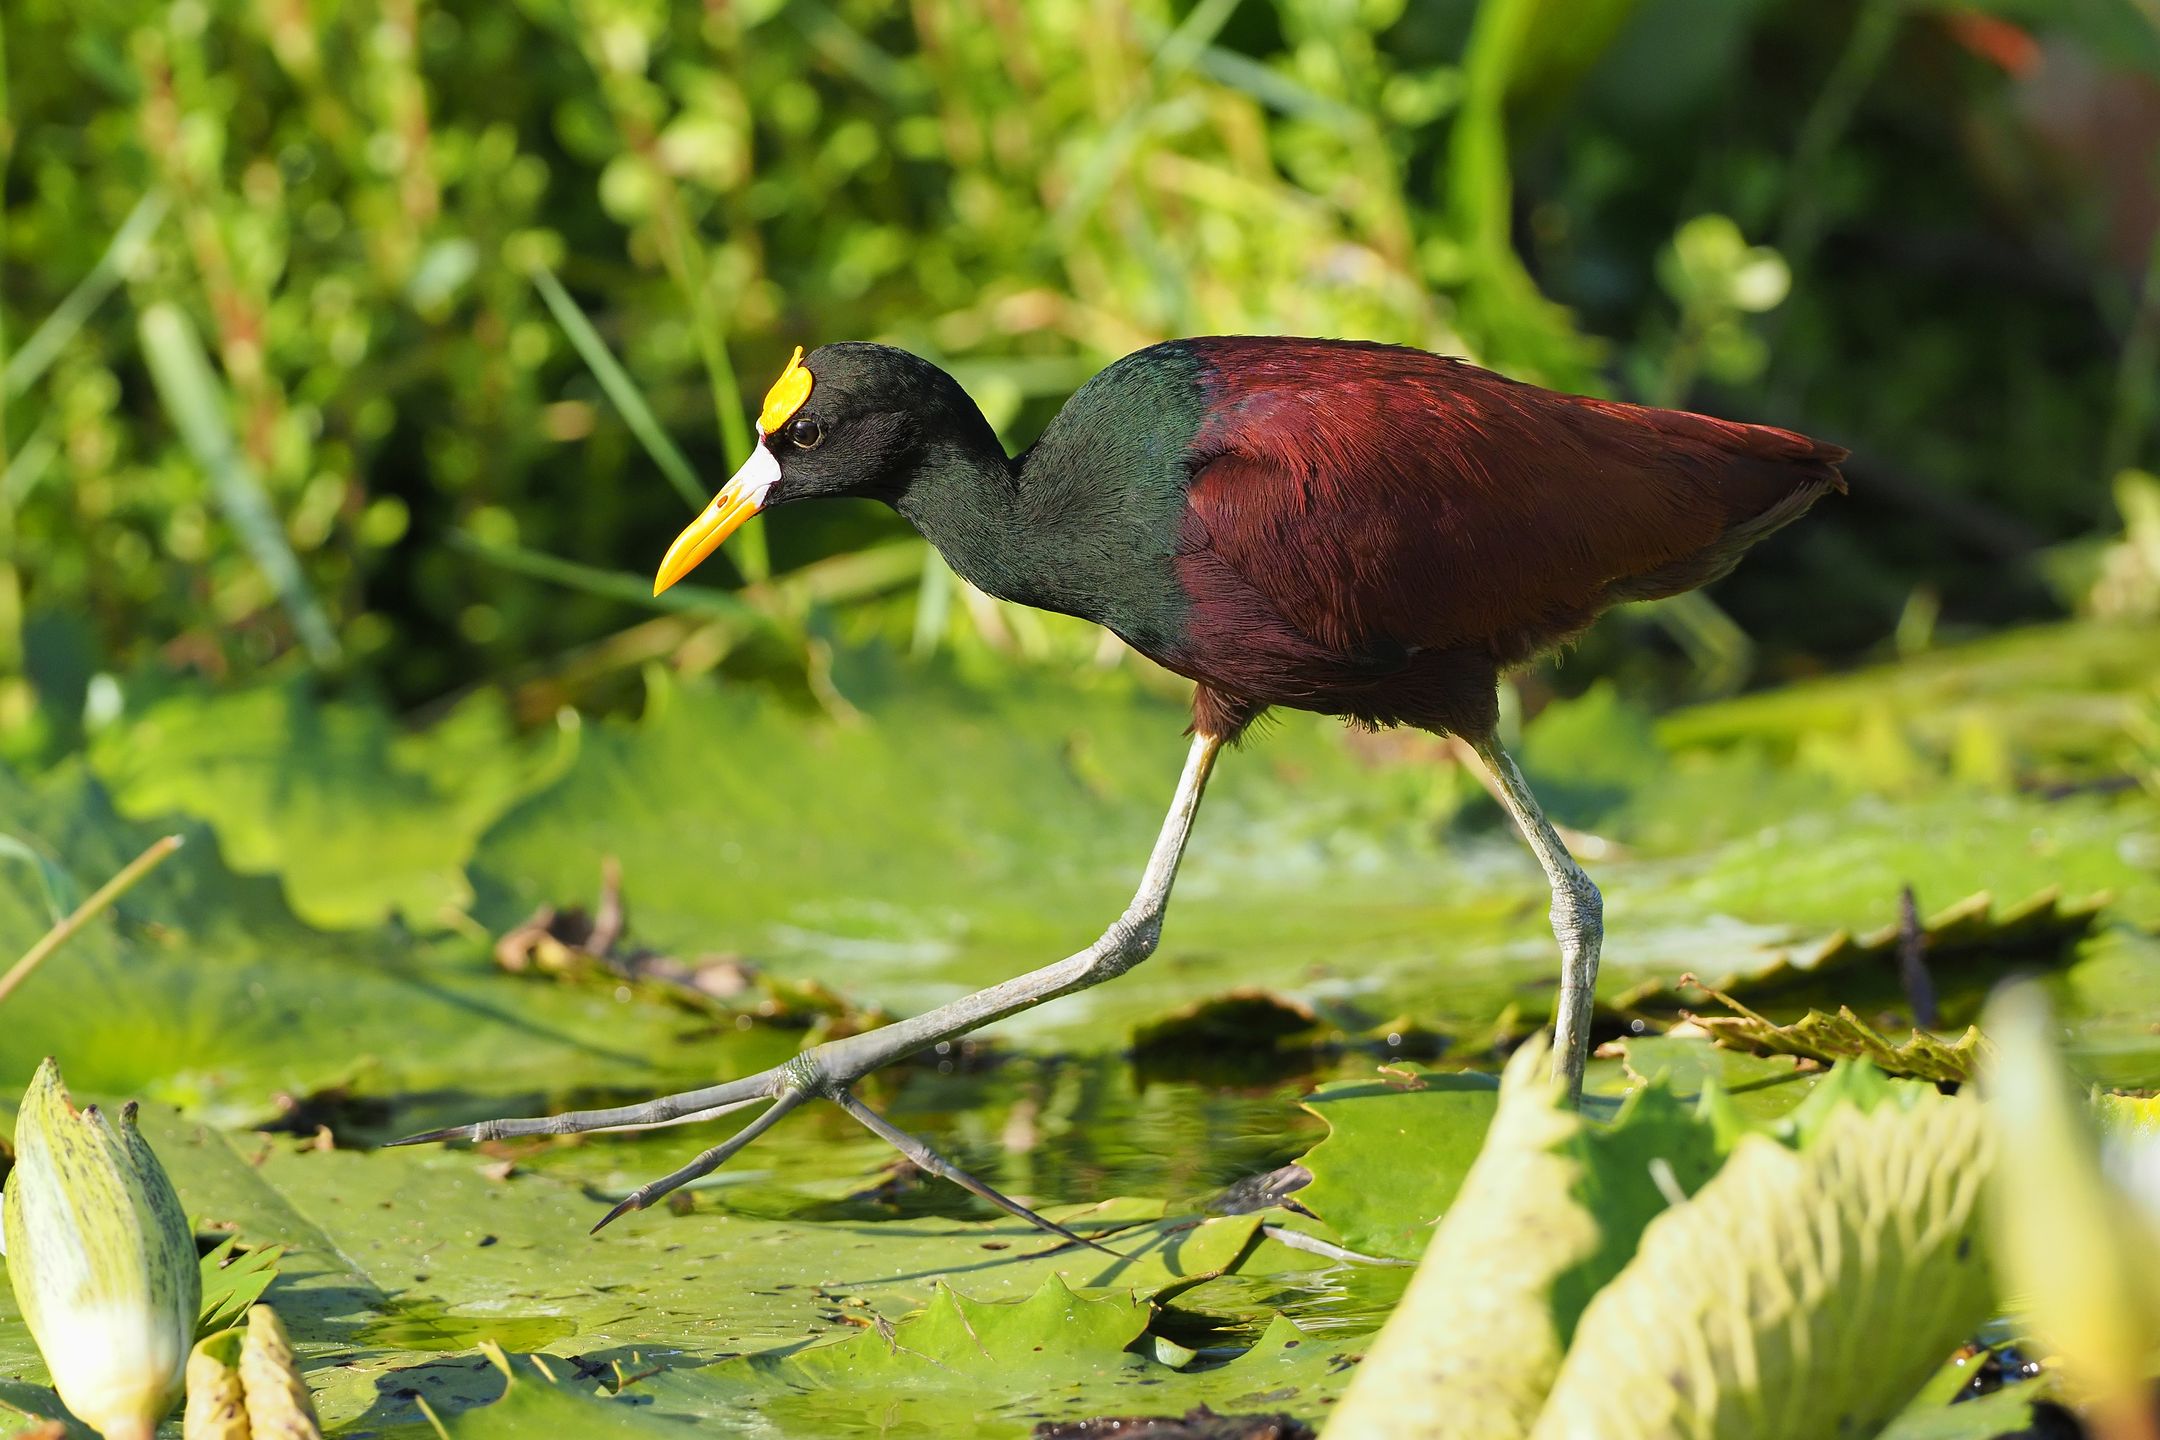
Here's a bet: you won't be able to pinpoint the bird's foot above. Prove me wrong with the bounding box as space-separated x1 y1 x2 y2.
388 1026 1118 1251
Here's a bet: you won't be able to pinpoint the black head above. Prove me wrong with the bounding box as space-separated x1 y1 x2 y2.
653 342 1003 594
775 343 1003 501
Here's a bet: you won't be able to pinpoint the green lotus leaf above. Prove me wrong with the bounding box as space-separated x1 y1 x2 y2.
1875 1380 2069 1440
726 1274 1150 1391
1531 1084 1993 1439
1610 886 2110 1013
0 1100 1308 1437
0 763 704 1110
1291 1070 1500 1260
436 1350 698 1437
1321 1035 1723 1440
88 685 544 932
634 1285 1366 1436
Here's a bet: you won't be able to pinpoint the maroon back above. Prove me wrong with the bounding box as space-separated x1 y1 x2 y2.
1173 339 1844 737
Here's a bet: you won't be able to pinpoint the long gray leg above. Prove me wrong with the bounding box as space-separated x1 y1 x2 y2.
1472 736 1604 1102
394 733 1226 1224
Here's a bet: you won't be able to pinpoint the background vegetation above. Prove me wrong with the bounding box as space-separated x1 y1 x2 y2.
3 0 2155 732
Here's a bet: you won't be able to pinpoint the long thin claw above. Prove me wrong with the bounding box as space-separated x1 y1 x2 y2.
385 1075 780 1147
383 1124 482 1148
832 1092 1121 1256
1258 1224 1412 1267
591 1088 812 1233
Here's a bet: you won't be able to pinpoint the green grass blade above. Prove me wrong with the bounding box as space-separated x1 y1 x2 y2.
1 417 58 508
455 530 927 619
138 303 342 666
529 263 708 513
1185 45 1368 130
751 537 927 608
448 529 758 620
911 548 955 656
5 191 169 399
782 0 921 102
1051 0 1240 240
0 832 79 925
1151 0 1246 77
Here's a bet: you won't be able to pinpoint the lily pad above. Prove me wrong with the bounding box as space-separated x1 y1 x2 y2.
0 763 694 1112
88 685 546 932
1595 1033 1809 1094
1655 620 2160 778
719 1274 1151 1390
2 621 2155 1438
465 670 1531 1048
437 1350 698 1437
1876 1382 2066 1440
0 1386 79 1439
633 1295 1364 1437
1291 1071 1501 1260
0 1100 1314 1437
1609 886 2112 1013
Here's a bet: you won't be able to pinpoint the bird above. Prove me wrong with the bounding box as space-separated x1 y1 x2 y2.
395 336 1846 1235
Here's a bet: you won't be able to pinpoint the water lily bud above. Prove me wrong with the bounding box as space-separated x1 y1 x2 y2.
2 1058 200 1440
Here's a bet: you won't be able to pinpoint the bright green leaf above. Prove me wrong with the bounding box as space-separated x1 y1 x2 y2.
437 1351 700 1437
1293 1071 1500 1260
88 685 541 931
1324 1036 1720 1440
1533 1086 1993 1438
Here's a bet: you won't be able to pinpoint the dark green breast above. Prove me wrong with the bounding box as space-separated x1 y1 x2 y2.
903 342 1209 660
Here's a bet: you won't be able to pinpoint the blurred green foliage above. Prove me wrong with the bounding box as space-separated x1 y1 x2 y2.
1 0 2155 738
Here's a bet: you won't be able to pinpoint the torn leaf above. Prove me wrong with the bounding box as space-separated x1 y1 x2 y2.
1688 1002 1989 1085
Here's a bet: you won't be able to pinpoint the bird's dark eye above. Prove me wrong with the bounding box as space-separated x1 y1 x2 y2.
784 417 823 450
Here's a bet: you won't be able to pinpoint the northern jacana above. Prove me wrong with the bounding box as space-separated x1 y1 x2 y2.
399 338 1845 1233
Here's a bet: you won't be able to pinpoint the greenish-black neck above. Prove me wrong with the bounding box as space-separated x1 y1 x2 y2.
894 440 1141 618
888 343 1207 658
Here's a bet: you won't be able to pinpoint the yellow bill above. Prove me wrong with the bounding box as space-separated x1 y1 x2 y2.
653 445 779 595
653 348 813 596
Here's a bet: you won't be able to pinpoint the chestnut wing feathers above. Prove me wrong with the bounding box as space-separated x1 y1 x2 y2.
1180 345 1845 672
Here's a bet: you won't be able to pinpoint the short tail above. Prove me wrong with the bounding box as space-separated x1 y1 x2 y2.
1600 413 1847 605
